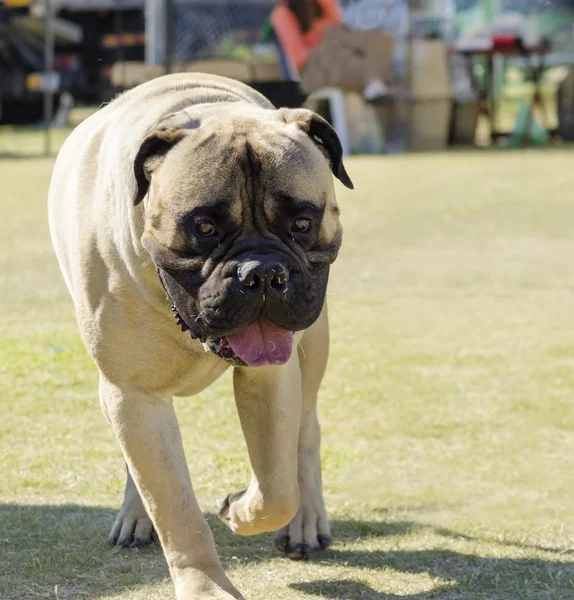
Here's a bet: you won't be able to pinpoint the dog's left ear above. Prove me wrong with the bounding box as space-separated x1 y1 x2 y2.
280 108 354 190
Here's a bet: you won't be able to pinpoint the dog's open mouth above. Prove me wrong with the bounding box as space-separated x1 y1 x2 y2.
203 335 247 367
172 306 293 368
160 270 293 367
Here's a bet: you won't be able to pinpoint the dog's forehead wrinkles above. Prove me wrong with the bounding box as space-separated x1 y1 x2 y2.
237 138 262 234
216 121 334 234
150 107 337 246
154 144 243 228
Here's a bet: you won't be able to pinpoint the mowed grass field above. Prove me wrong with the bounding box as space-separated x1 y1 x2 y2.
2 128 574 600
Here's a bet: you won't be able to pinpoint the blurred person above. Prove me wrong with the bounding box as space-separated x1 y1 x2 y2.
271 0 340 73
269 0 390 102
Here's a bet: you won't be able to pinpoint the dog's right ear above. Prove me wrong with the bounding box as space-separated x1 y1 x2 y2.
133 129 185 206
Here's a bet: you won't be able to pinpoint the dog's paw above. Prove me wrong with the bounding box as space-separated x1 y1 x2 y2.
274 494 330 560
217 487 248 526
108 495 157 548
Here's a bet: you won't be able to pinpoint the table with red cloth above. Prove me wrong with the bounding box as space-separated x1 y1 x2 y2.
450 35 556 146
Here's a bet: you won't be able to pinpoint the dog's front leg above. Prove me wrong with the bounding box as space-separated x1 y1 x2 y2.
275 306 331 560
100 377 243 600
218 354 302 535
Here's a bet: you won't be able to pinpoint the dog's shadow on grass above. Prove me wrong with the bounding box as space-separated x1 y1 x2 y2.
2 504 574 600
291 547 574 599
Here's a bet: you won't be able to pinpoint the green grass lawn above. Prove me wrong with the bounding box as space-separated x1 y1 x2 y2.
2 129 574 600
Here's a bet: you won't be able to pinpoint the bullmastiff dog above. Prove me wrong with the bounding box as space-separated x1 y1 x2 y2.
48 73 353 600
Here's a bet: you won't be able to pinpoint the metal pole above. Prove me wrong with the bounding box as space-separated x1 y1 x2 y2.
114 7 126 88
43 0 54 156
164 0 172 74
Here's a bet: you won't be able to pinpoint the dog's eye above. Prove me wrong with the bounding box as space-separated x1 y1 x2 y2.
196 220 216 237
292 217 312 233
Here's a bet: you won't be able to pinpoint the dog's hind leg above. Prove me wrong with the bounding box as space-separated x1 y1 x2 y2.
275 304 331 560
108 466 156 547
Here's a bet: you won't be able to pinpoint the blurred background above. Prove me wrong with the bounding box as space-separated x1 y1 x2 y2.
1 0 574 154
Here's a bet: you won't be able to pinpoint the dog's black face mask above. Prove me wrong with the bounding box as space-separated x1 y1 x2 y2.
135 105 353 367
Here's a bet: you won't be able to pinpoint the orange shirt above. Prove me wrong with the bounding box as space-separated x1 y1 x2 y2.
271 0 342 71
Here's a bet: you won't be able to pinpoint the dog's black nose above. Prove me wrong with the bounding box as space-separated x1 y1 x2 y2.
237 259 289 292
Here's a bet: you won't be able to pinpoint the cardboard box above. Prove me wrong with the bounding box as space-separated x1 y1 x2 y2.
174 60 253 82
110 62 164 89
402 40 454 151
407 39 453 100
403 97 453 151
110 59 283 90
300 26 394 94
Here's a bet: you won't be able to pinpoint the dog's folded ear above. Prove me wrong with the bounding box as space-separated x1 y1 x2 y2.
133 128 185 205
280 108 354 190
133 111 202 205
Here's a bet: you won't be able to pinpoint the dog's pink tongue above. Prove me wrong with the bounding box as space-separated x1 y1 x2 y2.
226 317 293 367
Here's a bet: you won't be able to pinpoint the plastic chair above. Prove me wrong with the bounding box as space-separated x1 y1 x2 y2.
273 34 351 156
